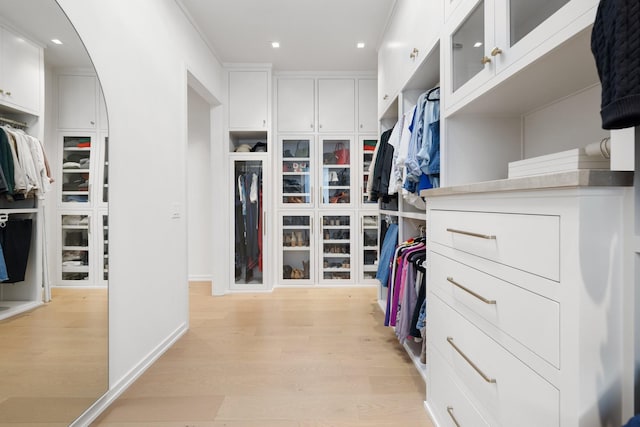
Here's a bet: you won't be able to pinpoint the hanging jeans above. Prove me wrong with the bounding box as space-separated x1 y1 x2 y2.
0 219 32 283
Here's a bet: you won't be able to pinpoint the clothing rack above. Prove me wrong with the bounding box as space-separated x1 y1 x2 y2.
0 116 28 129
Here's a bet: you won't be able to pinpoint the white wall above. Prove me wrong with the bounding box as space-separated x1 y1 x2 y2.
55 0 226 415
187 86 212 280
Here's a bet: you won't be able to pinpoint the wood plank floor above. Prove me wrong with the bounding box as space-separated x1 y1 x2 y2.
0 287 108 427
93 283 433 426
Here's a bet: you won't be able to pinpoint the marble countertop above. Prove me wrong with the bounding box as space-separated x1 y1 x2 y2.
420 170 634 197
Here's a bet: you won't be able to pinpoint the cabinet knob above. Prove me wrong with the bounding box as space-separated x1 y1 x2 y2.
490 47 503 57
360 124 363 129
319 124 323 129
90 121 95 125
5 91 10 96
481 56 492 65
383 94 389 100
263 119 266 127
310 124 313 129
410 47 419 59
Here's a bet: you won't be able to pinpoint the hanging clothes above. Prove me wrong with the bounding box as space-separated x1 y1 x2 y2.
234 166 263 282
369 127 394 202
0 218 32 283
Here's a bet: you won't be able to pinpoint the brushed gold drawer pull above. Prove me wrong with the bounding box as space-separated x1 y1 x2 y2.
447 407 461 427
447 277 496 305
446 228 496 240
447 337 496 384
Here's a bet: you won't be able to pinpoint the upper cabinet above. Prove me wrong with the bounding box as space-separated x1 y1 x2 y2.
0 26 42 115
358 79 377 133
444 0 599 113
377 0 443 115
277 78 315 132
58 74 97 129
318 78 355 133
228 69 269 130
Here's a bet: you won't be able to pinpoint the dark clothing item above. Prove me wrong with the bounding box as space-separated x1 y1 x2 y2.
0 130 14 194
0 219 32 283
370 128 395 202
591 0 640 129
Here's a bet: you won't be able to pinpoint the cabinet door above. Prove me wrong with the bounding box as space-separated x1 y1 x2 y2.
280 213 313 284
493 0 596 73
319 137 353 208
445 0 496 109
360 215 379 283
319 213 354 283
318 79 355 132
277 78 315 132
360 136 378 207
0 27 41 114
229 70 268 129
281 137 314 207
358 79 377 133
231 157 268 289
60 213 91 284
60 133 95 206
98 132 109 206
58 75 97 129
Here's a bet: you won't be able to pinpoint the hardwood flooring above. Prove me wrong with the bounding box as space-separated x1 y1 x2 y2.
0 287 108 427
93 283 433 426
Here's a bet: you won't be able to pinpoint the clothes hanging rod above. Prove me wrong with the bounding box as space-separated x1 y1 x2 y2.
0 116 28 128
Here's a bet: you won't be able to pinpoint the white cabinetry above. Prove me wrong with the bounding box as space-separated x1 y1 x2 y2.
57 74 97 129
0 27 42 114
228 69 269 130
276 78 314 132
425 184 633 427
357 79 377 133
318 78 355 132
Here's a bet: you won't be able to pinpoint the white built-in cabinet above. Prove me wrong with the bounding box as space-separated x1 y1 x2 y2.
378 0 635 424
228 69 269 130
54 72 108 287
0 26 42 115
275 74 378 286
0 24 44 319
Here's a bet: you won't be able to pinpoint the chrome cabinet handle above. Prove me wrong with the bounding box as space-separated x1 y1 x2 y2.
447 407 461 427
447 277 496 305
447 337 496 383
446 228 495 240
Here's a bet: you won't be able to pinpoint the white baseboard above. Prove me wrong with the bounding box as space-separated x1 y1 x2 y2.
188 274 212 282
70 322 188 427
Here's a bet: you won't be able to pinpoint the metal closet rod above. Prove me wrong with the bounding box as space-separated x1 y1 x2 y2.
0 116 28 128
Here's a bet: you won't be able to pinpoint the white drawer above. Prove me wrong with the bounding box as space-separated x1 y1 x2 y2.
430 209 560 281
429 295 559 427
431 251 560 368
430 349 490 427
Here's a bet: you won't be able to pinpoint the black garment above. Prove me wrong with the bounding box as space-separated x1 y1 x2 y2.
0 219 32 283
370 128 394 202
591 0 640 129
0 130 14 195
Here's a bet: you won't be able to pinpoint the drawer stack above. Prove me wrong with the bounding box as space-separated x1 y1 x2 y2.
425 189 631 427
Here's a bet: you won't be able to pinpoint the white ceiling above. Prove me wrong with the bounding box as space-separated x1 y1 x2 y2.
179 0 396 71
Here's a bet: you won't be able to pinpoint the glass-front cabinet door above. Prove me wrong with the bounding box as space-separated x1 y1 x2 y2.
320 137 353 207
281 137 313 206
280 213 312 284
232 158 267 289
60 213 91 283
60 133 94 205
320 213 353 283
360 137 377 206
361 215 379 283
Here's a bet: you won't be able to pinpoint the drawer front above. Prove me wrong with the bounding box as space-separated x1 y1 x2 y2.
430 209 560 281
429 295 559 427
430 349 490 427
431 251 560 367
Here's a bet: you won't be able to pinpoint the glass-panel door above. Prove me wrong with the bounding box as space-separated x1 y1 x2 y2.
361 137 377 206
452 1 486 92
233 158 265 287
361 215 379 282
281 214 312 283
320 137 353 207
281 137 313 206
320 213 353 283
61 134 93 204
509 0 569 46
60 213 90 283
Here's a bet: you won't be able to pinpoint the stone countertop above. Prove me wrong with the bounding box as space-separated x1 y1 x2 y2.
420 170 634 197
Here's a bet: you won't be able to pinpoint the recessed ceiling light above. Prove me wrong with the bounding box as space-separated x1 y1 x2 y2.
51 39 63 45
271 41 280 48
473 42 483 48
357 42 365 49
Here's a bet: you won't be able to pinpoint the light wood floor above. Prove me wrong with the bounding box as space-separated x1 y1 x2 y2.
93 283 433 426
0 287 108 427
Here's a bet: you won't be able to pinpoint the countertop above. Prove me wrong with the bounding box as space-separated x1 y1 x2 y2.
420 170 634 197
